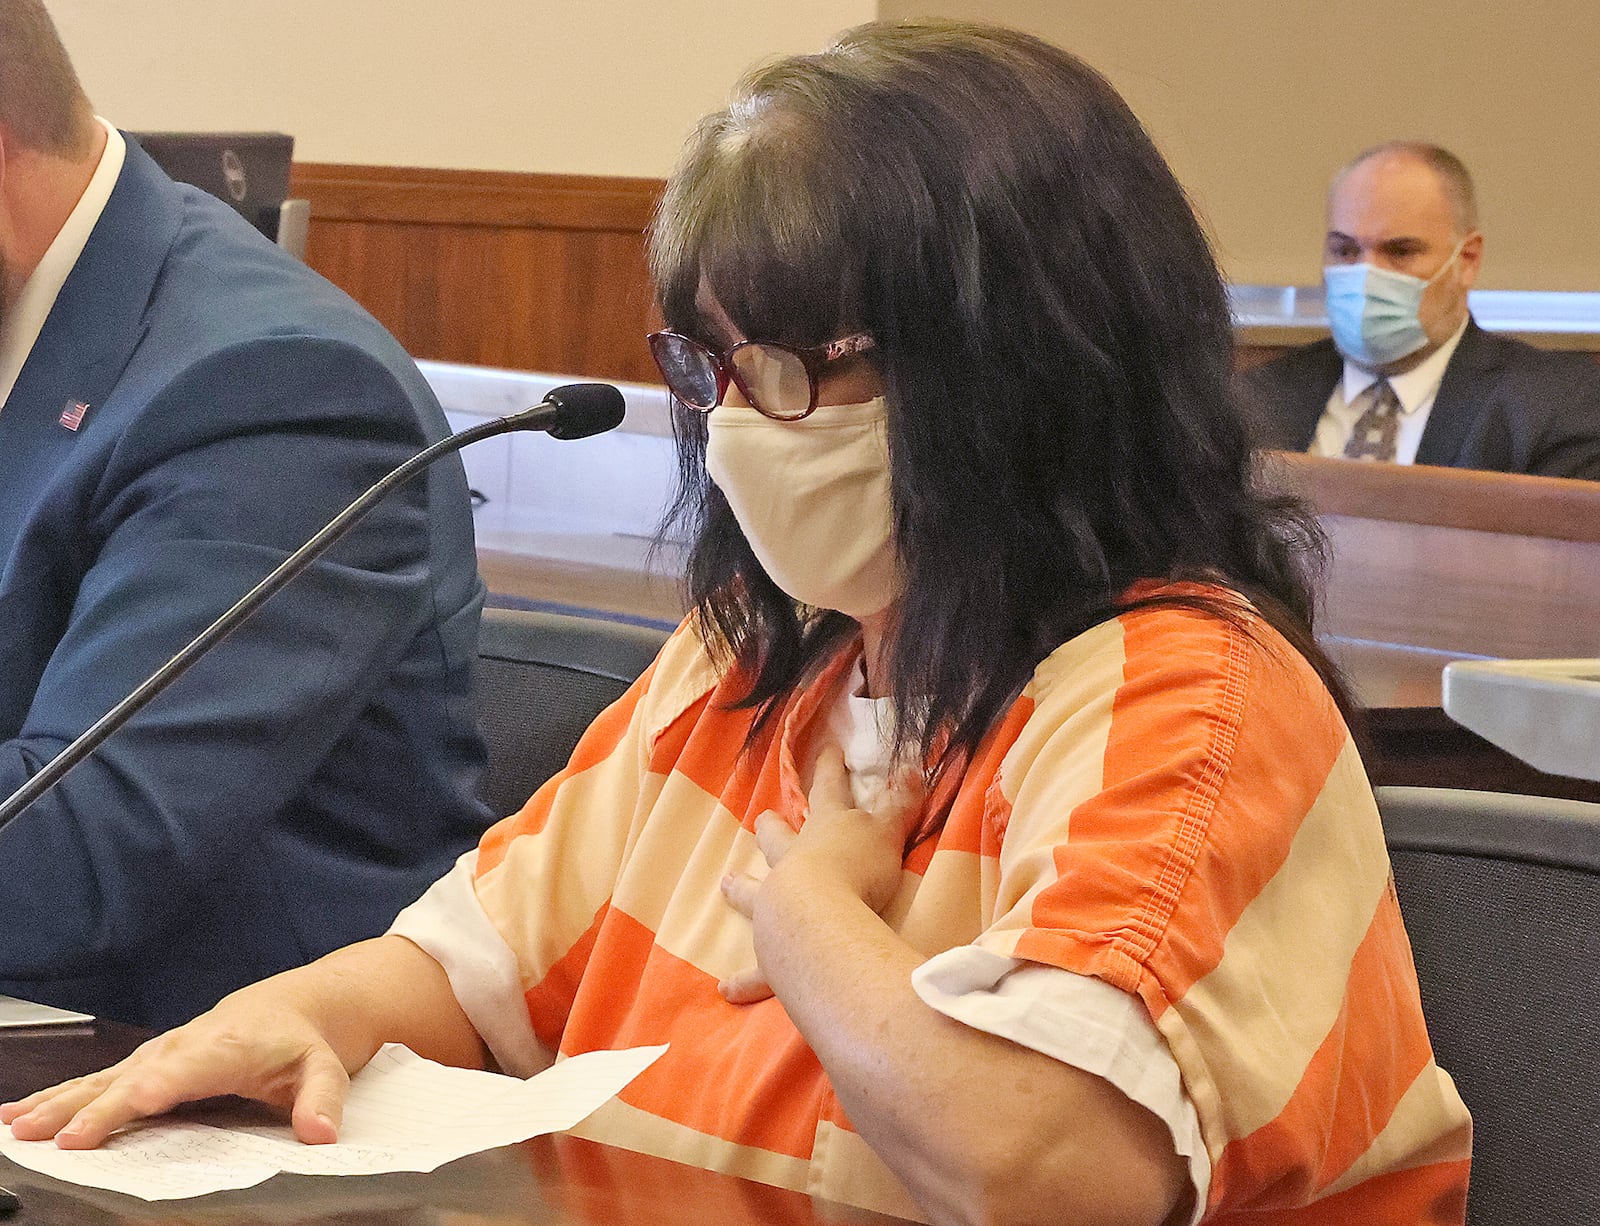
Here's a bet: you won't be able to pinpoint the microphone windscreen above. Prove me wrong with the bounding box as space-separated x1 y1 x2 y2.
544 383 627 440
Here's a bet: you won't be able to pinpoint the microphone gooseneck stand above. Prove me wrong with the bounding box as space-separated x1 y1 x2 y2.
0 383 626 830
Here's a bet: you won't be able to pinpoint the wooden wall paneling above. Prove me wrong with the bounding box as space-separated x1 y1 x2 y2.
289 163 1599 385
289 165 665 384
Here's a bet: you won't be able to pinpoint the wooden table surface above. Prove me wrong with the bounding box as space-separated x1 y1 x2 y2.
0 1023 912 1226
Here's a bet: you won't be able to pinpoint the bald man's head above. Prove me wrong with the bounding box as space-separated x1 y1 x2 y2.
1322 142 1484 371
1331 141 1478 236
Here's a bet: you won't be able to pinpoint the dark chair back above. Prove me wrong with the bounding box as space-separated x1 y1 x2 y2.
475 608 669 819
1377 785 1600 1226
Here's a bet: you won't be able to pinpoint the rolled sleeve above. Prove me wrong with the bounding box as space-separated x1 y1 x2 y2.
388 851 552 1078
913 945 1209 1224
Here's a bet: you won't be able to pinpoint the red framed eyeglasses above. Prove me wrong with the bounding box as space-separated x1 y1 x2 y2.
647 331 876 421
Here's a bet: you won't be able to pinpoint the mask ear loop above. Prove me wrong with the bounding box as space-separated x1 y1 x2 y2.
1424 234 1474 287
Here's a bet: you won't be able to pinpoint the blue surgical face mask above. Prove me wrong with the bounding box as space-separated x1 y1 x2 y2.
1323 240 1465 368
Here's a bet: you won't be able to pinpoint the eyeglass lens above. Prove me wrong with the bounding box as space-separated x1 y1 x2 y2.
728 345 811 420
650 334 814 420
649 335 721 410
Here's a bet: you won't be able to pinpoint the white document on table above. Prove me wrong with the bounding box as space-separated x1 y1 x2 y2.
0 995 94 1028
0 1042 666 1201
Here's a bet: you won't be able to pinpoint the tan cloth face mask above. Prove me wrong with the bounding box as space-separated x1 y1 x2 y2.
705 396 900 619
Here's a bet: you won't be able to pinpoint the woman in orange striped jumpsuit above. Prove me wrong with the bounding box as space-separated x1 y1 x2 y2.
4 20 1470 1226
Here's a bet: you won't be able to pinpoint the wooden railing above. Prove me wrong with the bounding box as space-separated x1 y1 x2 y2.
1263 454 1600 798
1266 454 1600 693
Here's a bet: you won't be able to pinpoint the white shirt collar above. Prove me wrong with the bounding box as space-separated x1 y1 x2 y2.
0 118 127 408
1339 314 1471 416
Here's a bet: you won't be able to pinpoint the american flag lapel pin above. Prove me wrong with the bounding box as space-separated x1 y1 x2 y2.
59 399 90 431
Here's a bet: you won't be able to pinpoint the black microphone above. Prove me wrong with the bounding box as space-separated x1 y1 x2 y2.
0 381 626 830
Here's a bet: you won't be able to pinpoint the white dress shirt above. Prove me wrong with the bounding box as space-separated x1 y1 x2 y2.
1308 315 1470 464
0 119 126 409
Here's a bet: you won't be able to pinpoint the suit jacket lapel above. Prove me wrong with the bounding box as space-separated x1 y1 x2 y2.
1286 341 1345 449
1415 318 1500 466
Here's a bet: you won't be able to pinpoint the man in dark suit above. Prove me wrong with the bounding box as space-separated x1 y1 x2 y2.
1238 141 1600 480
0 1 490 1027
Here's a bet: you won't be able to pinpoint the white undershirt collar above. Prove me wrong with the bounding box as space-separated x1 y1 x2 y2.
0 118 126 409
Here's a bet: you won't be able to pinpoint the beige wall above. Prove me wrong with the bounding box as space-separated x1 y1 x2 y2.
49 2 1599 289
48 1 873 178
882 1 1600 291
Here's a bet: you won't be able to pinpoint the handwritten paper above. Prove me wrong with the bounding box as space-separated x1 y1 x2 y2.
0 1043 665 1201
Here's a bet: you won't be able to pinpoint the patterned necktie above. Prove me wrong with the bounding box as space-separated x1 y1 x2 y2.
1342 380 1402 462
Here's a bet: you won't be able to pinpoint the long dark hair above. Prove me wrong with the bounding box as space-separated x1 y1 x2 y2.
651 20 1350 778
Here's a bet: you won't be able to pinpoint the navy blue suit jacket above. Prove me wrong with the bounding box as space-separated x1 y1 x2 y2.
1237 320 1600 480
0 139 491 1026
